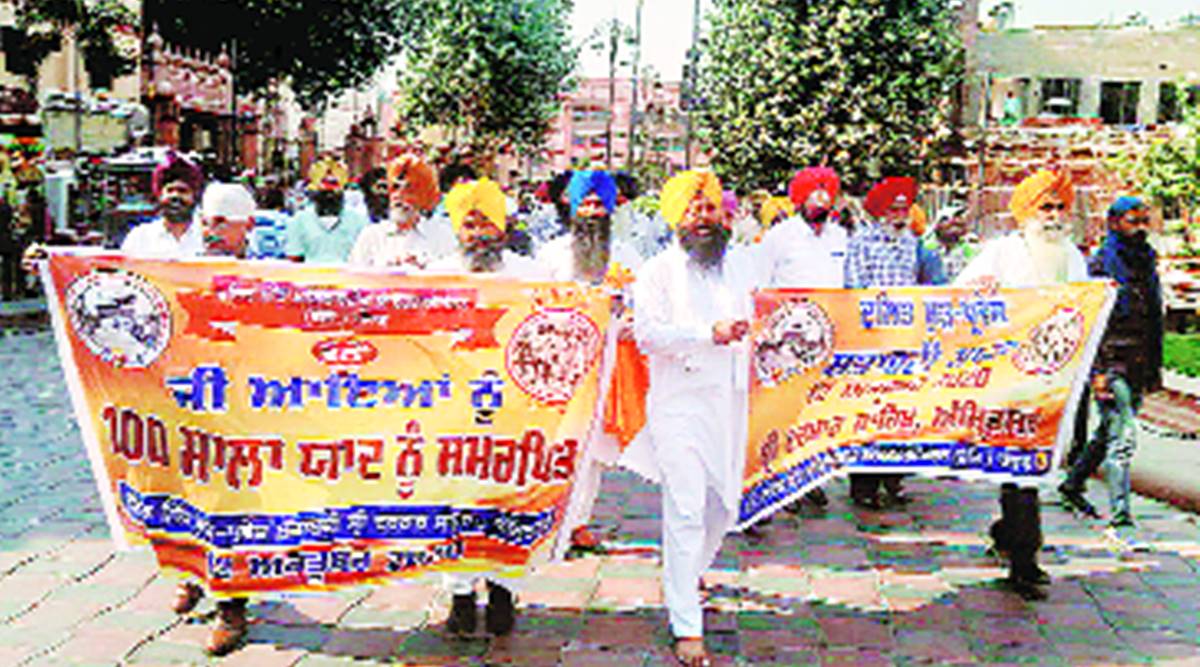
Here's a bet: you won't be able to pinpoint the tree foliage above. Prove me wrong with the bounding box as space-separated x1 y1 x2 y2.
10 0 139 90
695 0 965 192
1111 86 1200 220
393 0 577 161
144 0 404 110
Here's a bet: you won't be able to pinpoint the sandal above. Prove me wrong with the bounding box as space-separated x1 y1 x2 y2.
172 582 205 614
674 637 712 667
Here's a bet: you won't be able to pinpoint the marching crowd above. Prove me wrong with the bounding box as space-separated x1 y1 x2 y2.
30 149 1163 665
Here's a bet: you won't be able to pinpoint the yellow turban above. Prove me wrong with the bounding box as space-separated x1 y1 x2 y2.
760 196 795 227
660 170 722 228
307 157 348 192
1009 169 1074 223
445 177 507 232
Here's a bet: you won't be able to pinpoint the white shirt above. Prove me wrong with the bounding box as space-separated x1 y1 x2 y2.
625 243 762 513
533 234 644 283
120 218 205 258
347 219 456 270
955 232 1087 288
760 216 849 288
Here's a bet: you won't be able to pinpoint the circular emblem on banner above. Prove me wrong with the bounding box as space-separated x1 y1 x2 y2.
65 268 172 369
754 298 835 387
1013 306 1084 376
505 308 602 405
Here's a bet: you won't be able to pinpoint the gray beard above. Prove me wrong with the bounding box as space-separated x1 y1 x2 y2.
1023 231 1070 282
571 224 611 282
463 245 503 273
681 231 728 271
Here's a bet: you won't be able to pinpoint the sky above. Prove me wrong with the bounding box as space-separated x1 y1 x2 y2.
571 0 1199 80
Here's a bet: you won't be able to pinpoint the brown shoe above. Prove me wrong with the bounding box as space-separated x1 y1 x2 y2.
206 600 248 656
172 582 205 614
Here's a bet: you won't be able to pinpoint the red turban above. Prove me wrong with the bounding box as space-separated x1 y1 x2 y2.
788 167 840 208
151 151 204 196
864 177 917 218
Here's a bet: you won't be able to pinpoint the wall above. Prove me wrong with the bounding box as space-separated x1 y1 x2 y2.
974 27 1200 125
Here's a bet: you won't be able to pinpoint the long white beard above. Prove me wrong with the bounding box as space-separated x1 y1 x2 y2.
1023 230 1070 283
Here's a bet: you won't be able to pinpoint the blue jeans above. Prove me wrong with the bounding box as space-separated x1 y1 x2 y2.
1064 374 1139 524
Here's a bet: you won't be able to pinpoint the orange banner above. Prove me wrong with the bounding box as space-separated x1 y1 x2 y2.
741 283 1114 527
43 250 610 596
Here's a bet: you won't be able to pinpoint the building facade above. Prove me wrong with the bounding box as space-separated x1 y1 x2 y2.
543 76 696 174
973 27 1200 127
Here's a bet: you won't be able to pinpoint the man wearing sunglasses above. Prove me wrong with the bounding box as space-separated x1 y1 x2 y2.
956 169 1088 600
1059 197 1161 538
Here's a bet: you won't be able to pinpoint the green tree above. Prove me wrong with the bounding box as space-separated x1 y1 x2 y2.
10 0 139 91
1111 85 1200 223
144 0 404 110
695 0 965 192
393 0 576 167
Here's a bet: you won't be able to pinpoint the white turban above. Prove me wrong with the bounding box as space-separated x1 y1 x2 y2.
201 183 257 219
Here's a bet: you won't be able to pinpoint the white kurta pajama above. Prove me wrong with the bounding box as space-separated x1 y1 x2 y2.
625 242 759 638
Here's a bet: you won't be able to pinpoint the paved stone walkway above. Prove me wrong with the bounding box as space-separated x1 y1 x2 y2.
4 330 1200 665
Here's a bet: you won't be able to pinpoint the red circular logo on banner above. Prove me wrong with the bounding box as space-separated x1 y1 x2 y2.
505 308 602 405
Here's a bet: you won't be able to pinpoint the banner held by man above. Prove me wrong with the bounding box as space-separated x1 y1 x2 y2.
42 250 610 597
742 283 1115 528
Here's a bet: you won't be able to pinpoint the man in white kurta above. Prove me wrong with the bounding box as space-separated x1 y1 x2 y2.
755 167 849 512
121 152 206 258
537 171 644 552
627 171 759 666
348 155 456 270
954 168 1085 601
535 170 643 284
761 167 849 289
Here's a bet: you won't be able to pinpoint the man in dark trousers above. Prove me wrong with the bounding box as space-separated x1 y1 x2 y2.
1059 196 1162 534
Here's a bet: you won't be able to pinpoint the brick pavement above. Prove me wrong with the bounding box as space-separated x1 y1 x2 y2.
3 330 1200 665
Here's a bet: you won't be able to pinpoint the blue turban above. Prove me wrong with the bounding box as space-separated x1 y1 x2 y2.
1107 196 1145 221
567 170 618 217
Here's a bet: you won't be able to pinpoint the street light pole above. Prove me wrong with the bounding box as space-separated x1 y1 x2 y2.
606 19 617 171
628 0 642 172
683 0 700 169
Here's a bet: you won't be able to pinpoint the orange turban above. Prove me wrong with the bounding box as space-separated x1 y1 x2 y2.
387 155 440 212
909 204 927 236
788 167 840 208
864 177 917 218
660 170 722 228
445 178 506 232
1009 169 1075 223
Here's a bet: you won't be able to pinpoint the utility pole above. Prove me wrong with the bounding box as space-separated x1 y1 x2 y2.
628 0 643 172
606 18 618 171
683 0 701 169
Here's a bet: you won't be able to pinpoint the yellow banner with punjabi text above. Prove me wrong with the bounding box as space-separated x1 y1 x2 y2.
741 283 1115 527
42 250 609 596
